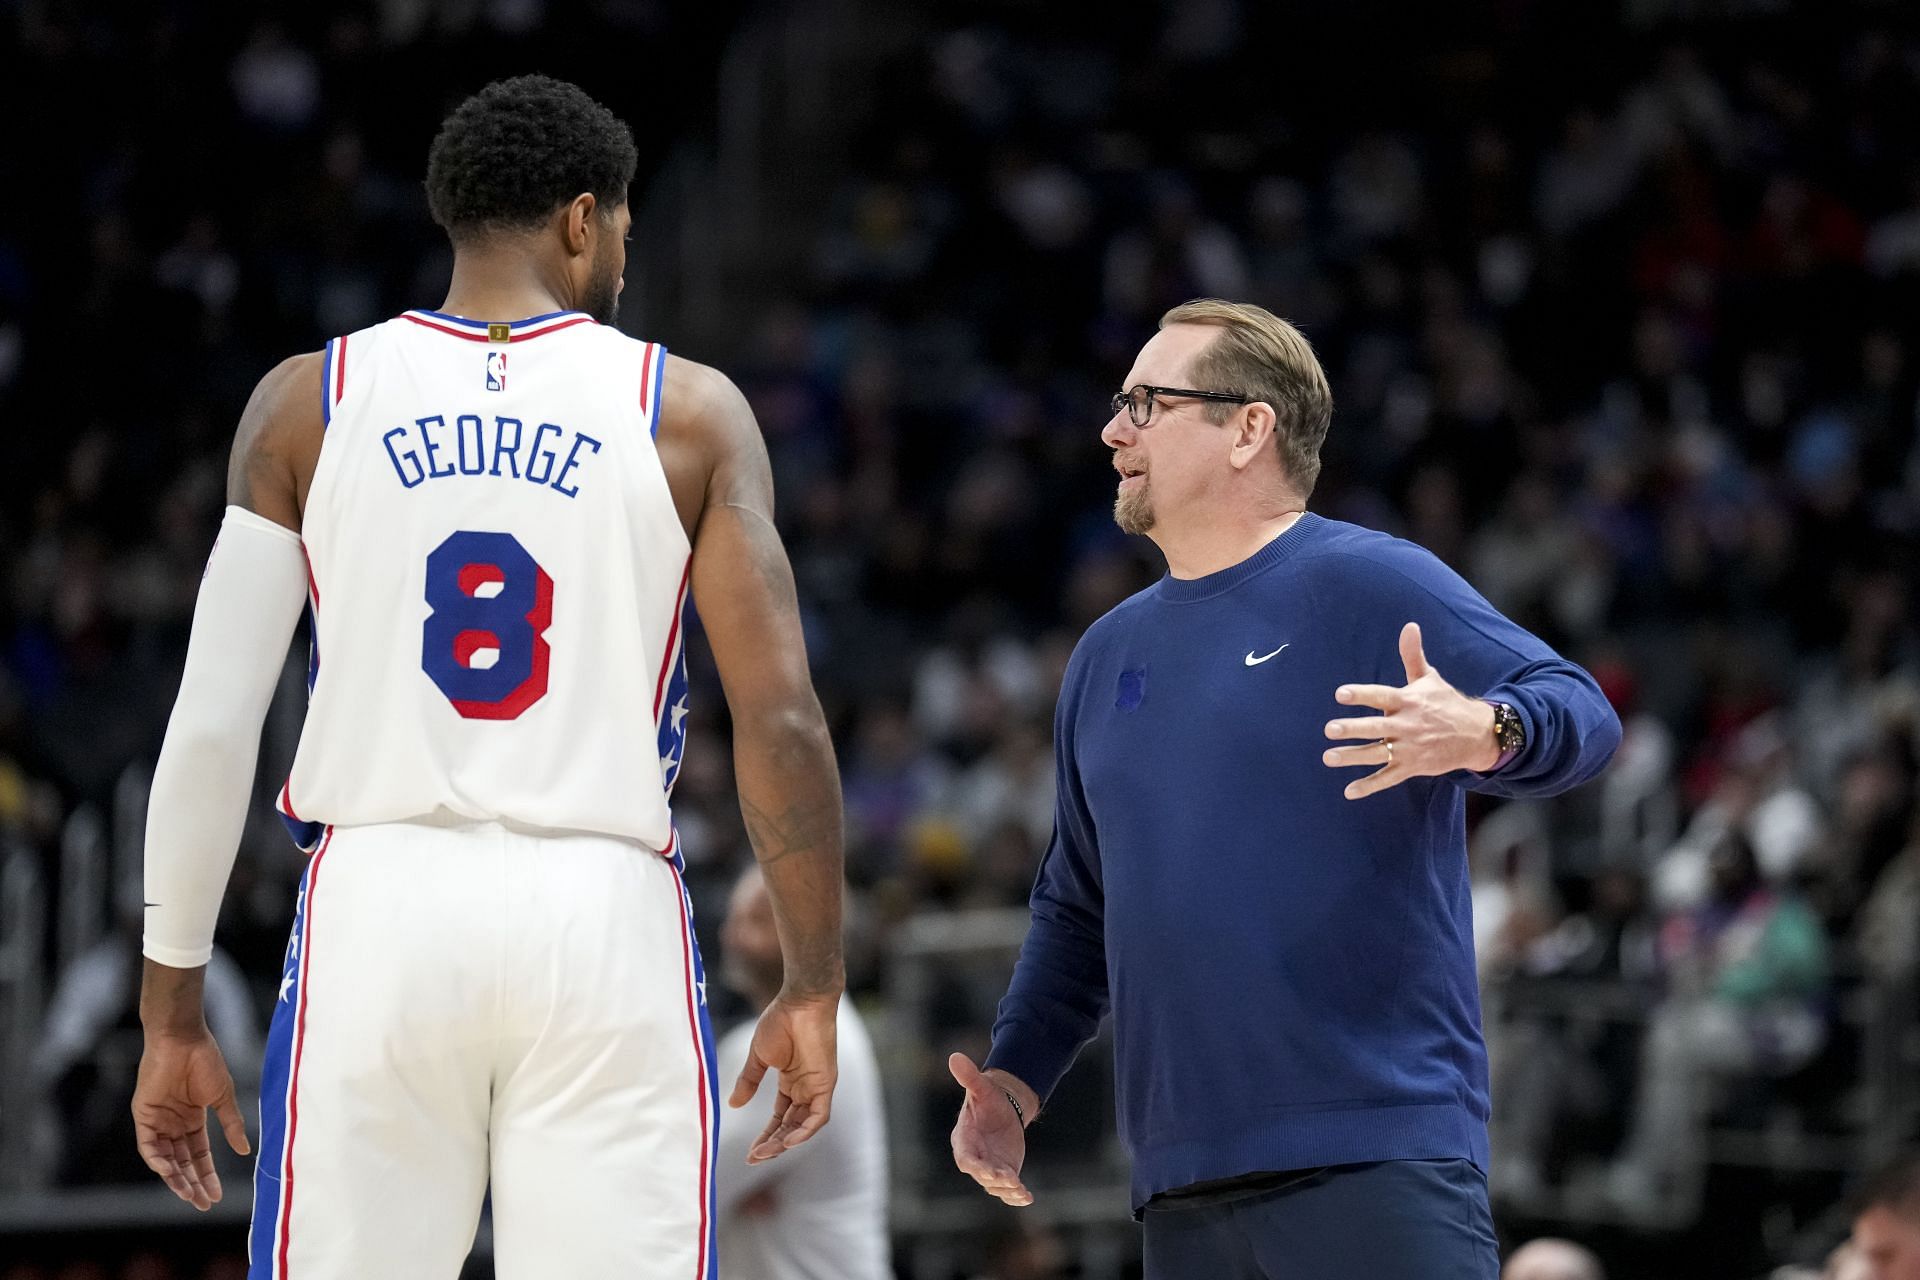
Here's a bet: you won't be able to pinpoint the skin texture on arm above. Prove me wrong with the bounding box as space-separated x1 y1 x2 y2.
655 355 846 1162
134 352 323 1209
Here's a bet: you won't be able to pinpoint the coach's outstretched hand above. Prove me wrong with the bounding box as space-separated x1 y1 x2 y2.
1322 621 1504 799
949 1053 1035 1207
731 992 839 1164
132 1028 251 1211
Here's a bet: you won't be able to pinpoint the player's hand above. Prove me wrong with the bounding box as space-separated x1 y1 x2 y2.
1322 621 1502 800
948 1053 1033 1207
729 991 839 1164
131 1028 251 1211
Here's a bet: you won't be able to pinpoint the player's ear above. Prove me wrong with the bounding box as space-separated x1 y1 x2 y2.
562 193 596 255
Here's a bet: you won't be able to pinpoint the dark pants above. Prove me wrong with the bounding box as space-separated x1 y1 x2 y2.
1141 1159 1498 1280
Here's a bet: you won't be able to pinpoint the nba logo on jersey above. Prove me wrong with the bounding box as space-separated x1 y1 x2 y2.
485 351 507 391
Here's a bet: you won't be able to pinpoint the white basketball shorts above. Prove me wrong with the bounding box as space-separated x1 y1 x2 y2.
246 821 719 1279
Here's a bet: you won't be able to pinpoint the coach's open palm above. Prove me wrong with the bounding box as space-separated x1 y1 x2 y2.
132 1030 251 1211
949 1053 1033 1207
730 993 839 1164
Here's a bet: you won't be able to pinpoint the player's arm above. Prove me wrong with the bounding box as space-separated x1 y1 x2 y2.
668 359 845 1161
134 353 321 1209
711 1029 817 1211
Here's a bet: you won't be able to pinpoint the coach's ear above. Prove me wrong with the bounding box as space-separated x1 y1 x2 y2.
1228 400 1278 471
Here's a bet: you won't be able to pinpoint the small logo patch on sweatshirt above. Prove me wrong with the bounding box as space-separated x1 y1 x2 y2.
1116 668 1146 711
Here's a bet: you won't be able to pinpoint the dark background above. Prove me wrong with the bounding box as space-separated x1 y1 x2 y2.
3 1 1919 1276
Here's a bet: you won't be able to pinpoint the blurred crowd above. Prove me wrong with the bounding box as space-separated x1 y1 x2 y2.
5 0 1920 1276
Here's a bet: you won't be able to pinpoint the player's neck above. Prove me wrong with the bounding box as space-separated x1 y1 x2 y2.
438 250 577 322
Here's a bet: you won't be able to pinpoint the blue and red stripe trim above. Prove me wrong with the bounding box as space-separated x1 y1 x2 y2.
668 846 719 1279
651 558 693 724
642 342 670 438
318 340 335 428
318 336 349 428
399 310 595 343
276 546 324 852
249 825 333 1280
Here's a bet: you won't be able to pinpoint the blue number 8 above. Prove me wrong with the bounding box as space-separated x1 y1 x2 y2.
421 530 554 719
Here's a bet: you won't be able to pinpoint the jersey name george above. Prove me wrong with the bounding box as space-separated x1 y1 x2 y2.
275 309 690 857
381 413 603 497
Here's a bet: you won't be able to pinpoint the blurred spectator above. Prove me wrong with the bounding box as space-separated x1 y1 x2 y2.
1821 1241 1872 1280
29 909 259 1189
4 5 1920 1275
714 867 891 1280
1503 1237 1606 1280
1850 1151 1920 1280
966 1223 1069 1280
1488 865 1657 1209
1609 833 1829 1219
1858 808 1920 986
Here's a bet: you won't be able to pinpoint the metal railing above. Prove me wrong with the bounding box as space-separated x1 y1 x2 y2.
880 908 1137 1279
0 841 48 1193
1485 966 1911 1237
57 805 108 973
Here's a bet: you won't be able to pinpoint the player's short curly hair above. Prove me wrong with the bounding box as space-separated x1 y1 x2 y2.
426 75 637 241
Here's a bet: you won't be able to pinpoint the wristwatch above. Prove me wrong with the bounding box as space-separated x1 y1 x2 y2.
1486 701 1525 769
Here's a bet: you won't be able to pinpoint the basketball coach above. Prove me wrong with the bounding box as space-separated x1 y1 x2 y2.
948 299 1622 1279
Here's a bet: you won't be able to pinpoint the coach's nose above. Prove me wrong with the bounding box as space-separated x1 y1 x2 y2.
1101 409 1135 449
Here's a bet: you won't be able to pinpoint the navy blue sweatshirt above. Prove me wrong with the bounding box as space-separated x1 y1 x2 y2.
985 514 1621 1214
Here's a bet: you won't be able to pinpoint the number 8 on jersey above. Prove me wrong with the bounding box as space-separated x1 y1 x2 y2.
421 529 554 720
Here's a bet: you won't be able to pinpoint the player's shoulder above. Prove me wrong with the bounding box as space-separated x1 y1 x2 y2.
228 348 329 522
234 349 327 457
251 349 326 413
652 352 763 467
658 352 749 423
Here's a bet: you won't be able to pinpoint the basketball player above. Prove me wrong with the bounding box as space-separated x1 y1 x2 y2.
131 76 844 1279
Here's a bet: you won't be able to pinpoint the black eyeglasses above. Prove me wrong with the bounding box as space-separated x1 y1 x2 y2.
1110 383 1250 427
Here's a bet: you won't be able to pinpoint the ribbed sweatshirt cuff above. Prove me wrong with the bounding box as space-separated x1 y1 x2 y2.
985 1017 1080 1105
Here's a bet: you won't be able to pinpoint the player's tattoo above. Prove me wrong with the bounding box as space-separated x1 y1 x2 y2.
740 792 841 868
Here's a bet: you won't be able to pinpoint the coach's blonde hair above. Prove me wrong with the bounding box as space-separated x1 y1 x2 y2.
1160 299 1333 498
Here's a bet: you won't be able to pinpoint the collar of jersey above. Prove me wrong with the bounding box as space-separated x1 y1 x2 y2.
399 309 597 343
405 309 591 330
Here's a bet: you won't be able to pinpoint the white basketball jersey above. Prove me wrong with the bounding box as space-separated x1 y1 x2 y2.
276 310 691 856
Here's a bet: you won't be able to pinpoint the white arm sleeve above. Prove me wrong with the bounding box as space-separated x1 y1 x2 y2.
143 505 308 969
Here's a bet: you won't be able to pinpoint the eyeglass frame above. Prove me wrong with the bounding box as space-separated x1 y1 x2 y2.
1111 383 1252 427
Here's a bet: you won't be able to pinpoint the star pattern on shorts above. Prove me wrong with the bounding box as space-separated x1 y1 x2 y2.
658 653 691 794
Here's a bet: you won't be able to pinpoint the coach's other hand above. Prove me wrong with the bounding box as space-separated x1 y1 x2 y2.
132 1028 251 1211
731 992 839 1164
1322 621 1504 799
949 1053 1036 1207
